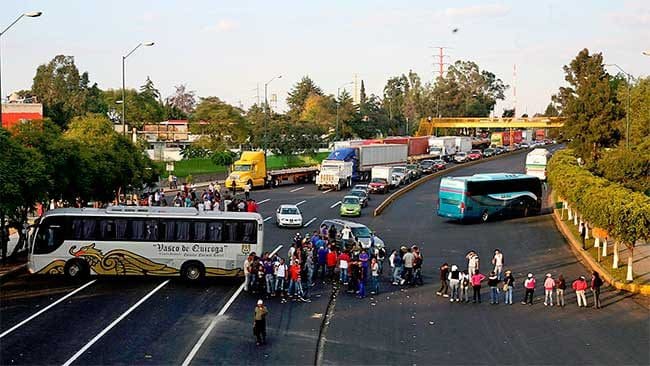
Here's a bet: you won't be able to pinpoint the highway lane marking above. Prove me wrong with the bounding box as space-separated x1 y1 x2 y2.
0 280 97 339
295 200 306 206
257 199 270 204
330 201 341 208
321 189 333 194
263 216 272 222
303 217 317 227
182 244 283 366
290 187 305 193
62 280 170 366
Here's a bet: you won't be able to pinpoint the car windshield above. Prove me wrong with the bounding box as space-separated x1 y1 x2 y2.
234 164 251 172
371 178 387 184
353 185 368 190
393 167 406 173
351 227 371 237
421 161 433 166
457 152 467 156
281 207 299 214
433 160 444 164
350 190 366 198
342 197 359 204
471 150 481 154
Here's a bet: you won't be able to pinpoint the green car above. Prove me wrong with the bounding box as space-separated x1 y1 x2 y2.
340 196 361 217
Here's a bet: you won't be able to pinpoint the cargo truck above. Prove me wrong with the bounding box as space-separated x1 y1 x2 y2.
525 148 552 181
490 131 522 147
316 144 408 190
454 136 473 154
428 137 457 161
226 151 319 189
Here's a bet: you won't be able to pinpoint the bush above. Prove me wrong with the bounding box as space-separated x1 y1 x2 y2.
211 150 237 166
548 149 650 247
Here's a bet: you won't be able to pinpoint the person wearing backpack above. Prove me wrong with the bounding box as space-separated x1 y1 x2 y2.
502 270 515 305
448 265 462 302
591 271 603 309
460 270 471 303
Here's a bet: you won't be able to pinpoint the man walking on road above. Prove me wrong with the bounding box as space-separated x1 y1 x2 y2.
572 276 588 307
244 182 251 200
253 300 268 346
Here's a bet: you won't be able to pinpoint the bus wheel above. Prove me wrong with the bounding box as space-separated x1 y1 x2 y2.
181 261 205 281
480 210 489 223
64 259 89 281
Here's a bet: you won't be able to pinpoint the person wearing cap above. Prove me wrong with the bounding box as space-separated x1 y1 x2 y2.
492 249 505 281
522 273 536 305
572 276 589 307
253 299 268 346
543 273 556 306
503 270 515 305
487 271 500 304
555 274 566 307
448 264 462 302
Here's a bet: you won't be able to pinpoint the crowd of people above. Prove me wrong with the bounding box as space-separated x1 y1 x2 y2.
435 249 605 309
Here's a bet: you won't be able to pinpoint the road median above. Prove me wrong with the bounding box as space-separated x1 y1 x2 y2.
373 149 529 216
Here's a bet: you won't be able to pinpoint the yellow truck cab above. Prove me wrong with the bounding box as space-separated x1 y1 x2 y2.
227 151 267 189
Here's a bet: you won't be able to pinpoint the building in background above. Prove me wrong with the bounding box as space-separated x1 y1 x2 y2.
1 93 43 129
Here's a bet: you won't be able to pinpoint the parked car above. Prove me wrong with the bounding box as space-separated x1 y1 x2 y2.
368 177 389 194
432 159 447 170
483 148 495 158
275 204 303 228
454 152 469 163
419 159 436 174
340 196 362 217
468 149 483 161
319 219 385 250
348 189 369 207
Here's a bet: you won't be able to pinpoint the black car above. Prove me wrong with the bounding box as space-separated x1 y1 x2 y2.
419 159 436 174
483 148 495 157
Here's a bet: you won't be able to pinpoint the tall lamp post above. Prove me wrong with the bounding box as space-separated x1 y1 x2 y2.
606 63 631 149
263 75 282 151
0 11 42 126
122 42 154 136
336 81 353 140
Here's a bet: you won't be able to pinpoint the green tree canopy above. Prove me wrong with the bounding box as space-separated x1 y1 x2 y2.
286 76 323 119
192 97 250 149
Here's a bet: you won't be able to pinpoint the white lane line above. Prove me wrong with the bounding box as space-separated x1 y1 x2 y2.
263 216 272 222
62 280 170 366
0 280 97 339
303 217 317 227
290 187 305 193
295 200 306 206
330 201 341 208
321 189 333 194
257 199 270 204
182 245 283 366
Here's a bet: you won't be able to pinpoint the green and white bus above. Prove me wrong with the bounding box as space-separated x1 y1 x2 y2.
28 206 263 281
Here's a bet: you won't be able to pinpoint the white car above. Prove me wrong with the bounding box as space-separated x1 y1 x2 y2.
276 204 303 227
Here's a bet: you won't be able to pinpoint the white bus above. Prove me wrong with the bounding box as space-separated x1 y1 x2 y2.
28 206 263 281
525 148 552 181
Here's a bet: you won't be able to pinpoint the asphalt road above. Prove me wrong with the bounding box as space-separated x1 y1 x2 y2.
1 148 648 365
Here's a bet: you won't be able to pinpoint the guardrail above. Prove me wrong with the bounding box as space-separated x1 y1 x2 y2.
373 149 531 216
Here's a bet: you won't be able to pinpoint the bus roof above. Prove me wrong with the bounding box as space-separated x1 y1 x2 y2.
442 173 535 183
41 207 263 220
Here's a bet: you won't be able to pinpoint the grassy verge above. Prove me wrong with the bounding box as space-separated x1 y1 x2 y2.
554 207 639 284
157 152 329 178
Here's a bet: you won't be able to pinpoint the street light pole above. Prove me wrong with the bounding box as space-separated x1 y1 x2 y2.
263 75 282 151
606 63 631 149
121 42 154 137
335 82 353 141
0 11 42 127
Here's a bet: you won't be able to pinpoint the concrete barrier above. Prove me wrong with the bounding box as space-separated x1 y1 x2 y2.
373 149 530 216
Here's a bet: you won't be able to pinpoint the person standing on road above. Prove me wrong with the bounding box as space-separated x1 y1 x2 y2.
487 271 500 304
503 270 515 305
522 273 536 305
591 271 603 309
274 258 288 301
328 224 338 244
543 273 555 306
370 258 380 295
402 248 414 286
377 246 387 274
572 276 588 308
264 256 275 299
244 254 254 292
390 249 404 285
467 251 479 276
244 182 251 200
412 246 424 286
470 271 486 303
555 274 566 307
437 263 450 297
317 245 328 281
253 299 268 346
326 246 338 281
339 250 350 285
461 270 471 303
359 249 370 284
492 249 504 281
341 226 352 248
448 265 461 302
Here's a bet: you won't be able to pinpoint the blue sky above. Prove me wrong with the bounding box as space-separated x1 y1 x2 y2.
2 0 649 115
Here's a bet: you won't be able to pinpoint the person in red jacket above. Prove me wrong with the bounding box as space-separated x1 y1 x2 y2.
470 271 486 303
326 247 338 281
572 276 588 308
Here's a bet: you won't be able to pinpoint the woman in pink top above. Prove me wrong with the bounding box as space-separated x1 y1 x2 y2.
522 273 536 305
543 273 555 306
470 272 486 303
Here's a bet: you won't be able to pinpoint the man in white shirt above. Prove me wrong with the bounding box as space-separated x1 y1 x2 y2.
492 249 504 281
341 226 352 247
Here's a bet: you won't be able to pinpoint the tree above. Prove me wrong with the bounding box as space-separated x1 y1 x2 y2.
0 128 48 261
140 76 161 100
266 120 324 158
553 48 622 162
165 84 196 119
543 102 559 117
347 94 390 138
336 90 357 138
102 80 165 129
359 80 367 106
300 94 336 130
618 76 650 148
286 76 323 119
31 55 93 128
192 97 250 149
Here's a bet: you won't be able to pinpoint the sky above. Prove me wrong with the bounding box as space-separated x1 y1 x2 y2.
1 0 649 116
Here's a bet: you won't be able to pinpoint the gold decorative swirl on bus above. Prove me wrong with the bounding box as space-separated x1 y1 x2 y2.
69 243 179 276
37 260 65 274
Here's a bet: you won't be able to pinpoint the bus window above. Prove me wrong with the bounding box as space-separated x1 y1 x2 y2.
175 221 190 241
115 220 128 240
162 220 175 241
131 220 145 240
207 222 223 242
99 220 115 240
242 221 256 243
33 217 66 254
194 221 207 242
82 219 97 240
145 220 159 241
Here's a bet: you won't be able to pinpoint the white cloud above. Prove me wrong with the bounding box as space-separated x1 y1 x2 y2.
444 4 511 18
204 19 239 33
